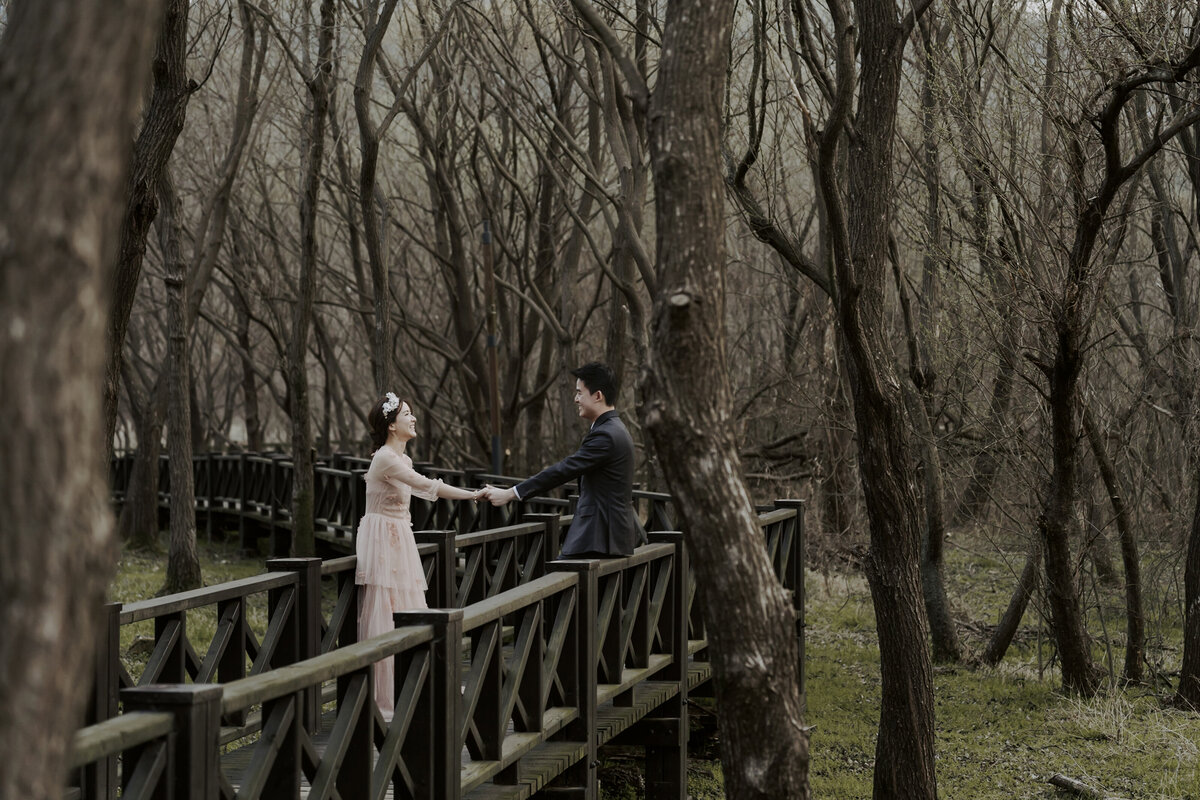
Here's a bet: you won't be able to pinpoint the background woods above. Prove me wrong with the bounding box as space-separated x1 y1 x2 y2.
5 0 1200 797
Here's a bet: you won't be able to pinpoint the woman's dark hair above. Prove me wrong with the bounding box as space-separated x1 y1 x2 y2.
367 395 402 451
571 362 618 405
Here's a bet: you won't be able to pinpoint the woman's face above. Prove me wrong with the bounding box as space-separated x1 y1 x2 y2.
388 402 418 441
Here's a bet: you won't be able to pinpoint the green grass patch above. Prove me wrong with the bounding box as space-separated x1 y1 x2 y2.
806 563 1200 799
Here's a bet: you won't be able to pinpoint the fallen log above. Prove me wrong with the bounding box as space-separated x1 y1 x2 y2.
1048 773 1104 798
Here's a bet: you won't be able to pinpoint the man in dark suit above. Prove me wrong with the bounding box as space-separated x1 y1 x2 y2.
481 362 640 557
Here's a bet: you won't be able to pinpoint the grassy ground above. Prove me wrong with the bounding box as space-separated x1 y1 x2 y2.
110 539 1200 799
805 564 1199 799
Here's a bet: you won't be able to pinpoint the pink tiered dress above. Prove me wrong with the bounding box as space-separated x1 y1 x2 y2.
355 445 443 716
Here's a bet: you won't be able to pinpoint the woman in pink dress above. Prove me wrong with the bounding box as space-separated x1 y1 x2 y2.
357 392 479 716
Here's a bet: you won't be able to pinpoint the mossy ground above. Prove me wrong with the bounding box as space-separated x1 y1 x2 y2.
110 538 1200 799
804 564 1199 799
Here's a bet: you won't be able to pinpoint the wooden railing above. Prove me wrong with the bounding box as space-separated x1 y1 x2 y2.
69 532 706 800
110 452 675 552
84 462 803 800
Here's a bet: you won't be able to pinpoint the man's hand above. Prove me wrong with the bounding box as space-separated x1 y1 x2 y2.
479 485 517 507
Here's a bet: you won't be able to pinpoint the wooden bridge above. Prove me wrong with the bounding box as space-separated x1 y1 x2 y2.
75 454 806 800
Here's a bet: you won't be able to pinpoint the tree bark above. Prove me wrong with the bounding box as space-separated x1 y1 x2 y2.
983 538 1042 666
103 0 194 456
117 360 166 550
353 0 400 394
1178 467 1200 709
159 167 202 594
0 1 159 797
288 0 338 557
642 0 809 797
809 0 940 795
911 11 961 664
1082 405 1143 681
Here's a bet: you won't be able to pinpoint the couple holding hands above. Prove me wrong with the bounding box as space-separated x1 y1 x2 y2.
355 362 640 714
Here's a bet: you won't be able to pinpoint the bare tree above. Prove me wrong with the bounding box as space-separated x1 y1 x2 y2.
642 0 810 797
104 0 196 455
159 166 203 592
0 1 160 797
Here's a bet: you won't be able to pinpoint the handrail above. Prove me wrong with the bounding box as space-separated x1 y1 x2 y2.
453 520 547 547
320 555 356 575
755 507 795 526
593 541 674 577
67 711 174 769
119 571 296 624
460 572 578 631
219 625 436 715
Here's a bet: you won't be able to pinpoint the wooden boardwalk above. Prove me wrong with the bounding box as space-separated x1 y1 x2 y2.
70 460 802 800
214 657 710 800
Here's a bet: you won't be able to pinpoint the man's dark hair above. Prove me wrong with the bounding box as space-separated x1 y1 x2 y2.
571 362 618 405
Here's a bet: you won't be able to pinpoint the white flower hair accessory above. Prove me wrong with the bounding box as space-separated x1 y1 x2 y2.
381 392 400 418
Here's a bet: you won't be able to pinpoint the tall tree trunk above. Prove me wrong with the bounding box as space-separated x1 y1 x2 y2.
234 288 262 450
354 0 400 394
0 1 159 797
642 0 809 797
118 377 166 551
910 11 961 664
1039 333 1101 695
1081 405 1143 682
287 0 338 557
1178 467 1200 709
813 0 939 795
103 0 194 456
159 168 202 593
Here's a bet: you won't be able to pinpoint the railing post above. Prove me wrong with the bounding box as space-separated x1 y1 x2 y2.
121 684 223 800
267 557 322 730
522 513 561 581
81 602 121 800
238 452 251 554
545 560 598 799
414 529 456 609
269 454 290 557
774 499 806 711
393 608 464 800
204 452 214 542
350 467 366 547
641 533 689 799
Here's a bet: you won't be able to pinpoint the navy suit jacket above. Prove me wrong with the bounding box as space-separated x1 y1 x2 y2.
515 410 639 556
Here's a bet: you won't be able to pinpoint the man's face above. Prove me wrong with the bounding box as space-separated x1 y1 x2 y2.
574 379 606 422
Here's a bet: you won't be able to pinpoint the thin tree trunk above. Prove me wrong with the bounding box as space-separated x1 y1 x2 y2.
288 0 338 557
1177 467 1200 709
354 0 400 394
809 0 940 795
983 538 1042 666
642 0 809 796
159 168 202 593
118 380 166 551
103 0 194 456
233 288 262 450
1081 405 1143 682
911 10 961 665
0 1 159 797
1040 351 1100 694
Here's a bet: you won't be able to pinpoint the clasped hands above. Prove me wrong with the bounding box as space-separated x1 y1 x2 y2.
474 485 516 507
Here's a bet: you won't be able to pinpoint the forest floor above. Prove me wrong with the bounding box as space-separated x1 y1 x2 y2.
109 537 1200 799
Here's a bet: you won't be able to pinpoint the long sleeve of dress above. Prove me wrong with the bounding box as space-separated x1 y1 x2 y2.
375 448 444 501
